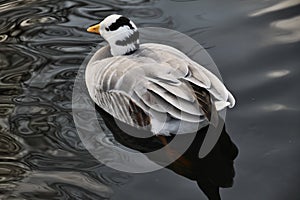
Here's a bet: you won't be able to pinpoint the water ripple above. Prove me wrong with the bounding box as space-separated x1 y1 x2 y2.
125 8 163 19
19 27 92 45
0 34 8 42
0 162 28 183
9 171 113 199
0 133 23 158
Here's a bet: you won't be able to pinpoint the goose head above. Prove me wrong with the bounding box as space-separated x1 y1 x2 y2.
87 14 139 56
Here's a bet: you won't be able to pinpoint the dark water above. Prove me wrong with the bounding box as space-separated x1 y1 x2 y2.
1 0 300 199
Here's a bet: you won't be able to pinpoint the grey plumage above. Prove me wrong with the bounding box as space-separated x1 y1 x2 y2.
85 43 235 136
115 30 139 46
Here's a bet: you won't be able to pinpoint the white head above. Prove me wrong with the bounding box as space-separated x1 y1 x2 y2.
87 14 139 56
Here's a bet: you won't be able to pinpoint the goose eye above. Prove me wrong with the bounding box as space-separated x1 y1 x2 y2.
105 27 109 31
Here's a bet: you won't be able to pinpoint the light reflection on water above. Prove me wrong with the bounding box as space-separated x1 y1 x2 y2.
0 0 299 199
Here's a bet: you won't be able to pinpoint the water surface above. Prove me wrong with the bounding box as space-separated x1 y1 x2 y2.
0 0 299 199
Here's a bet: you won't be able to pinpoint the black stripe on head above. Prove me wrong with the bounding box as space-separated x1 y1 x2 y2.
108 16 134 31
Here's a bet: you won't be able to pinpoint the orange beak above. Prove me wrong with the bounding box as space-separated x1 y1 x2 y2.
87 24 100 34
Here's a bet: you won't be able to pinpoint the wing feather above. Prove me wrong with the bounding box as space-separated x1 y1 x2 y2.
147 77 195 102
145 83 203 115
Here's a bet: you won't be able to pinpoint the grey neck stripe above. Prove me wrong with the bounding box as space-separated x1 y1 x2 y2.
115 31 139 46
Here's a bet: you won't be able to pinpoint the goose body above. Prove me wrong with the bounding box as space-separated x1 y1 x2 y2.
85 14 235 136
85 14 238 200
86 41 235 136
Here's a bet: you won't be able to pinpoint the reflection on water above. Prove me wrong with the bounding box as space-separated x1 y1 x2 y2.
249 0 300 17
97 105 238 200
0 0 299 199
271 15 300 44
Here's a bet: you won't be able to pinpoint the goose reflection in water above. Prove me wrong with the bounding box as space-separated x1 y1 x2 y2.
96 105 238 200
